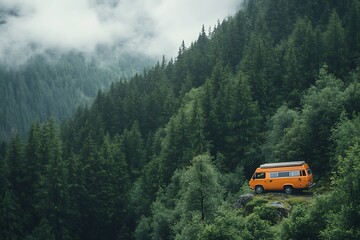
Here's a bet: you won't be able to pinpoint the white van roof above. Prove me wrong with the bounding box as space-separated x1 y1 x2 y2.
260 161 305 169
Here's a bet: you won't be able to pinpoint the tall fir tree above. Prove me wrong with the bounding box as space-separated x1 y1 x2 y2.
34 120 70 240
323 10 347 76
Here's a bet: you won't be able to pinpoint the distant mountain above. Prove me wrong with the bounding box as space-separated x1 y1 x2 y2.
0 50 154 141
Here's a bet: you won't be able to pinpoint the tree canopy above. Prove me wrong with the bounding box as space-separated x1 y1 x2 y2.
1 0 360 239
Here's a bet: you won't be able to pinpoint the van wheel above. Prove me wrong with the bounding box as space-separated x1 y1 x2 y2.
255 185 264 194
284 186 293 194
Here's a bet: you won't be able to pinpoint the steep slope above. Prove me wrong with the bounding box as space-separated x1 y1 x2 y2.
1 0 360 239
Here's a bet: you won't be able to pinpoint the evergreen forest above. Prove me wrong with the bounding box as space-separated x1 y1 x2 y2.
1 0 360 239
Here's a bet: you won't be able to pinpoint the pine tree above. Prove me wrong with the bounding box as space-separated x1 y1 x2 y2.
264 0 294 43
240 32 277 114
224 73 261 174
0 189 23 239
121 121 146 179
35 120 70 240
189 98 210 155
22 121 43 232
323 10 347 76
284 18 319 98
5 135 25 203
344 0 360 69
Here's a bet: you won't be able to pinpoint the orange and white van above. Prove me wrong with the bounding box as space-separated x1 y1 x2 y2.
249 161 315 194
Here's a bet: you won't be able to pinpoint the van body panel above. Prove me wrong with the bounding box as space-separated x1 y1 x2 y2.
249 162 314 193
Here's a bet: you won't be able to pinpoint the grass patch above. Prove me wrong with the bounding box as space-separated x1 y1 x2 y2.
244 191 314 214
285 196 312 206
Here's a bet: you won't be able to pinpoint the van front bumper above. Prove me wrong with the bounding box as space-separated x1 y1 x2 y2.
307 182 316 189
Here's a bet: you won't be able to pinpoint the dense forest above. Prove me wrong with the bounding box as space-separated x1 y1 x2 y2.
1 0 360 239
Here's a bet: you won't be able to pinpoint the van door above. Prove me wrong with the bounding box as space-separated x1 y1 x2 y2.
252 172 266 193
297 170 307 188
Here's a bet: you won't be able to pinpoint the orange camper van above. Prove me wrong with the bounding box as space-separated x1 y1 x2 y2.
249 161 315 194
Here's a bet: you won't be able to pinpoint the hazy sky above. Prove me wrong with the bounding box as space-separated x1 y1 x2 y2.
0 0 240 65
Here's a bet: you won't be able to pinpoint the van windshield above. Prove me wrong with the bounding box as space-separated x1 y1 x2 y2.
255 172 265 179
307 169 312 175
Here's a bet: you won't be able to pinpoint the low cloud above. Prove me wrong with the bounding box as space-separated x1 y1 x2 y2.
0 0 240 65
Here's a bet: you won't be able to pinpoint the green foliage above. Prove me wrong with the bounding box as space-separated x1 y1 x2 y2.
343 80 360 115
26 218 55 240
240 32 277 113
223 73 261 173
244 198 268 214
121 121 146 179
323 11 347 76
34 121 71 240
272 67 345 174
0 189 23 239
262 105 299 162
149 198 176 240
176 154 223 223
134 216 152 240
174 213 205 240
220 165 246 196
241 213 274 240
280 204 317 240
281 141 360 240
253 205 281 225
331 114 360 160
283 17 320 101
317 143 360 239
2 1 360 239
199 206 243 240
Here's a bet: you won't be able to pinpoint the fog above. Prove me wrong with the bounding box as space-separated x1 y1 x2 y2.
0 0 240 65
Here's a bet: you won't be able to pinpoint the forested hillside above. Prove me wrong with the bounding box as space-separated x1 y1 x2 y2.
1 0 360 239
0 51 153 141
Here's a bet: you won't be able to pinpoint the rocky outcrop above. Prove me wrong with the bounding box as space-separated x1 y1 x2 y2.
233 193 254 208
269 201 291 218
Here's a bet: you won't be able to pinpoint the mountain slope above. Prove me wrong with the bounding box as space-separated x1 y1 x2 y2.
1 0 360 239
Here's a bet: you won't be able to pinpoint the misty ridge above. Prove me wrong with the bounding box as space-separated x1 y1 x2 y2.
0 0 239 140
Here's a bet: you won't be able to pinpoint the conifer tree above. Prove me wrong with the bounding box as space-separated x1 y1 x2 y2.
35 120 70 240
224 73 261 174
5 135 25 202
0 188 23 239
284 18 319 97
240 32 277 113
344 0 360 69
121 121 146 179
189 98 210 155
323 10 347 76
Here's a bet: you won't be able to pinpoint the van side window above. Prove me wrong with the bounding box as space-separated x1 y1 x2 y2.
255 172 265 179
278 172 289 177
270 172 278 178
301 170 306 176
290 171 300 177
